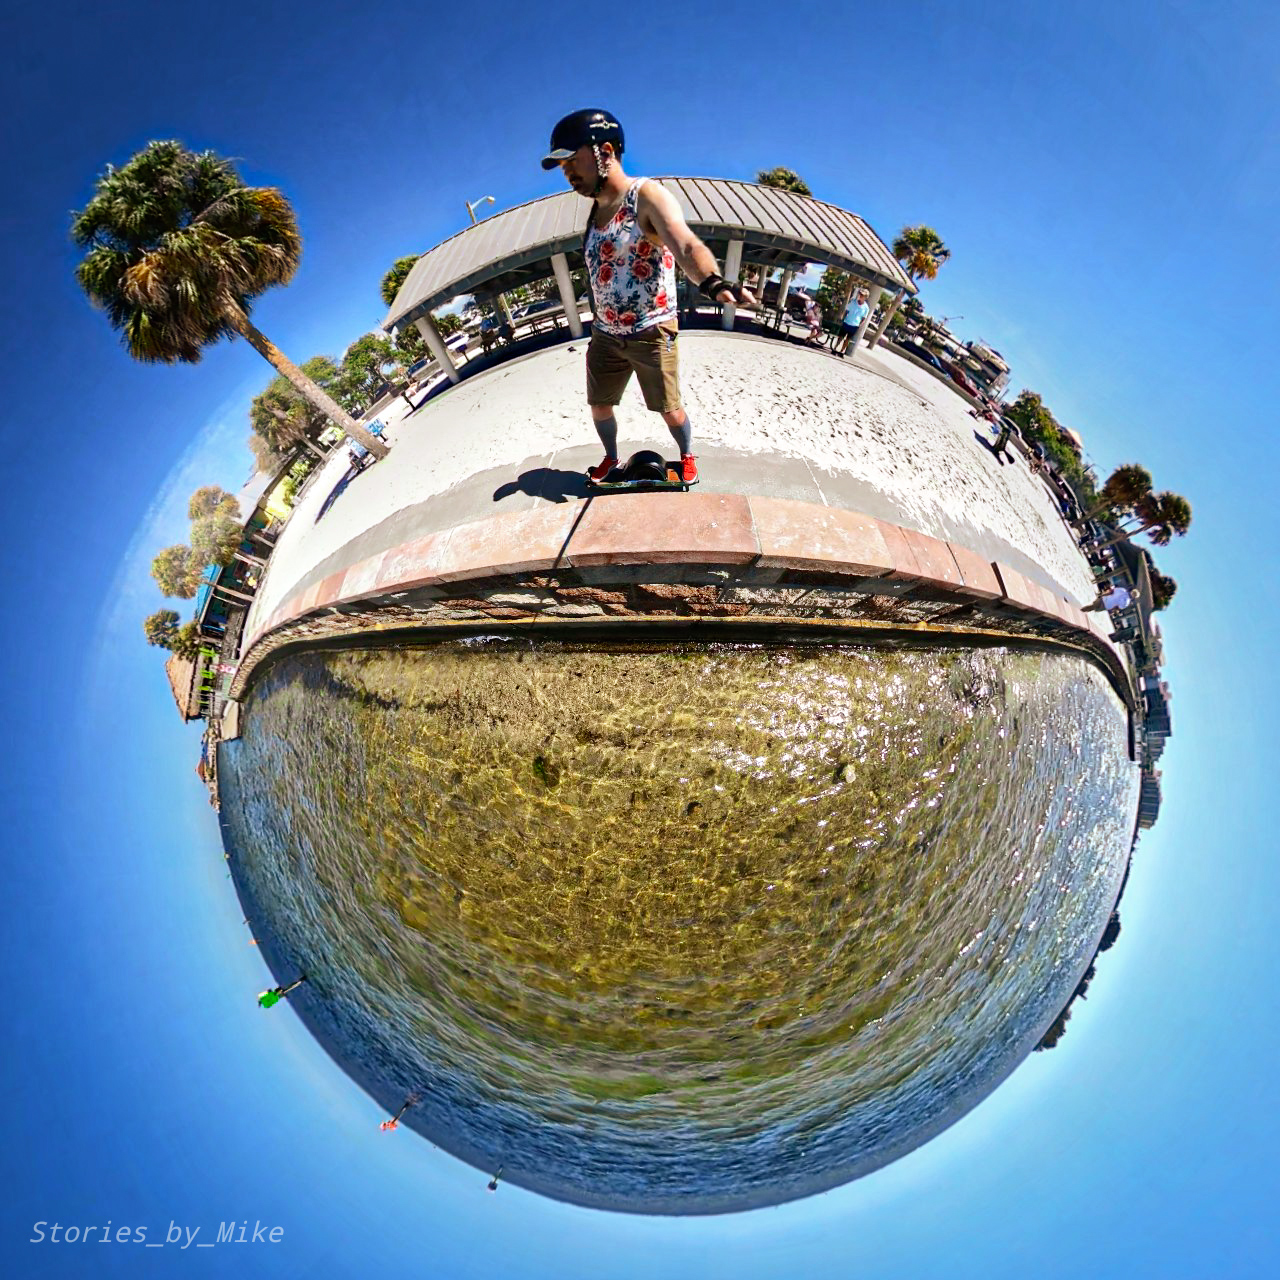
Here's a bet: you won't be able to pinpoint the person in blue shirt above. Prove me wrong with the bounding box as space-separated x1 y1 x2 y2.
836 288 870 356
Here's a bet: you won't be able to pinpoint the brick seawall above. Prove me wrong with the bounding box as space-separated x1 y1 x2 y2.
226 493 1134 724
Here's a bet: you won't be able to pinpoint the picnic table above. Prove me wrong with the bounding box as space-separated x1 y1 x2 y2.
758 305 791 332
515 304 567 335
479 304 572 350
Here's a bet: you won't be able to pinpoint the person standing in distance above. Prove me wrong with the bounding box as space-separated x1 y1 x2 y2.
541 109 756 484
835 288 870 356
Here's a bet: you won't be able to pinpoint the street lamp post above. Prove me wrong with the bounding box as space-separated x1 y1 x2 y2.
465 196 510 329
466 195 495 224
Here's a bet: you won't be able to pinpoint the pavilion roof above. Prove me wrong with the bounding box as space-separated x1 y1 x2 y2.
384 178 915 331
165 653 201 722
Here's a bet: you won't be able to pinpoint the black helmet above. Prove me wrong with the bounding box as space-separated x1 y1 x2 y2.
540 109 625 170
620 450 668 484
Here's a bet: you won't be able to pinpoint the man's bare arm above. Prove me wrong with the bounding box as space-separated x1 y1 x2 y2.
638 182 756 307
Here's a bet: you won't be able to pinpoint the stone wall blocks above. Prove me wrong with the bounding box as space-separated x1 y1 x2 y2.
552 586 630 605
722 586 809 605
481 589 559 608
633 583 717 607
543 602 607 617
685 601 753 617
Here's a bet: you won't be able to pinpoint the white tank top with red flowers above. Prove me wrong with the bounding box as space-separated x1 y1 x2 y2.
584 179 678 336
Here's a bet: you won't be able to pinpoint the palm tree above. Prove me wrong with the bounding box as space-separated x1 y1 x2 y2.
151 544 202 598
1097 491 1192 548
143 608 182 648
756 167 812 197
1149 568 1178 610
72 140 387 458
815 266 851 327
188 485 240 521
891 225 951 282
337 332 399 412
392 324 426 367
1074 464 1153 525
250 356 344 461
380 254 422 308
191 509 260 570
1132 491 1192 546
143 609 200 659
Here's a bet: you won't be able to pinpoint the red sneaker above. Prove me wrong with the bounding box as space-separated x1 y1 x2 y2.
679 454 698 484
588 456 618 482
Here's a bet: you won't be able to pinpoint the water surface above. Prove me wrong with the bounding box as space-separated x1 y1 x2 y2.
219 639 1136 1212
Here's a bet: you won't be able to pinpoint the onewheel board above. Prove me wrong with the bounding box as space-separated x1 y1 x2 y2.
586 459 696 493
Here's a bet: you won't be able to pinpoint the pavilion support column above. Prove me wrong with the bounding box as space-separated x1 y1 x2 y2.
415 314 461 384
550 252 584 338
868 288 907 348
776 268 793 310
721 238 745 330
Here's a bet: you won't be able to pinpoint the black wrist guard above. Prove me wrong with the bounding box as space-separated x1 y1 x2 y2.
698 273 728 300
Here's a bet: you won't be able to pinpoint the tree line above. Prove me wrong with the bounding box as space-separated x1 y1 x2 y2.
1004 396 1189 608
245 319 447 472
142 484 263 659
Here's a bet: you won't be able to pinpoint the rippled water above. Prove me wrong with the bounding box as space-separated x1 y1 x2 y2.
218 639 1137 1213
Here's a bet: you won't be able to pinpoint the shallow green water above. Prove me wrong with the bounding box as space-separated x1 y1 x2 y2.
219 639 1137 1212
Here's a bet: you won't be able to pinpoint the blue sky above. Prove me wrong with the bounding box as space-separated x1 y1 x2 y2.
2 0 1277 1274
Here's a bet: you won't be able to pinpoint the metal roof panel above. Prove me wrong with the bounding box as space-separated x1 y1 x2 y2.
384 177 913 329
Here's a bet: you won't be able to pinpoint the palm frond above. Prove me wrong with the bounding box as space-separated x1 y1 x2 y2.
72 140 304 364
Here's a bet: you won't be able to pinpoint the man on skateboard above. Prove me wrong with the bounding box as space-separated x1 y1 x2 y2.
542 109 756 485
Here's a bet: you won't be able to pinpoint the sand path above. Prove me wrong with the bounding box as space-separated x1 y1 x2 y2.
246 334 1095 634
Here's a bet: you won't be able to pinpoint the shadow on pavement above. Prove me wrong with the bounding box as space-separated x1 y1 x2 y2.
493 467 591 505
315 465 363 522
973 430 1016 466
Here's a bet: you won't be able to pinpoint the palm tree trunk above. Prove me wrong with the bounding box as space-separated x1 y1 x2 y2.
1072 502 1114 527
1095 522 1153 550
223 301 389 460
1075 488 1152 527
266 406 327 459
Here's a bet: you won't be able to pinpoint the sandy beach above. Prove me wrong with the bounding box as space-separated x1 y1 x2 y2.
245 333 1096 637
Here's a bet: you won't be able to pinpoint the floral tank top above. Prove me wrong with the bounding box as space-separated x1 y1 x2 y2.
584 179 678 336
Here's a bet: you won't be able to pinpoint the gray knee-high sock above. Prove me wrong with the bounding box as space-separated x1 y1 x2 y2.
594 415 618 457
669 410 693 455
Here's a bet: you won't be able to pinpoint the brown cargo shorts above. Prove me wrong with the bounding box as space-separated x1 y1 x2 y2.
586 320 682 412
